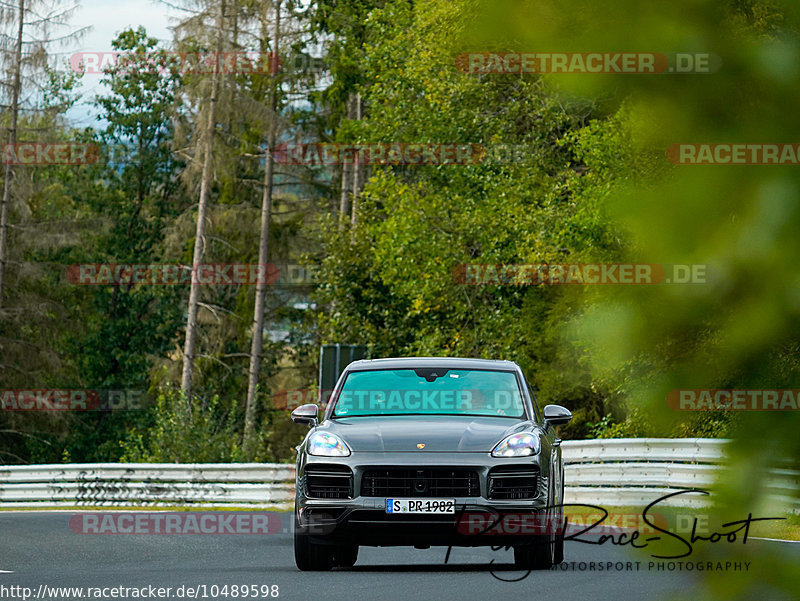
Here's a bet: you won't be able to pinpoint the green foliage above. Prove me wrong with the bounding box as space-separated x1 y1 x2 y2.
312 0 630 436
0 19 319 464
3 20 797 600
585 408 739 439
445 0 800 597
588 409 740 439
119 390 246 463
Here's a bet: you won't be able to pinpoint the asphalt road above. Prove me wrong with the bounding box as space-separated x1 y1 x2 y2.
1 512 795 601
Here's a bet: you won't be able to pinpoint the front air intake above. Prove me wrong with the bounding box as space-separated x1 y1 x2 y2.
488 466 539 500
304 465 353 499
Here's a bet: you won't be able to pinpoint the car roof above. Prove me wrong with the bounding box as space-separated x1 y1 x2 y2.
345 357 520 371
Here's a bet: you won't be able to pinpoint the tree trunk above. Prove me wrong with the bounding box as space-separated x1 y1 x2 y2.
339 93 356 227
0 0 25 310
181 0 227 402
351 92 362 227
243 0 281 454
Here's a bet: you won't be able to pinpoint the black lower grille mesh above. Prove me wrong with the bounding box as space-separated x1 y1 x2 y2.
361 468 480 497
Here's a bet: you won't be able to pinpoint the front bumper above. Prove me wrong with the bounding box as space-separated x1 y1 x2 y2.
295 452 552 547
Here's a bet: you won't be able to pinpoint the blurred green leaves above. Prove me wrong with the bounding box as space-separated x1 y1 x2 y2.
317 5 799 593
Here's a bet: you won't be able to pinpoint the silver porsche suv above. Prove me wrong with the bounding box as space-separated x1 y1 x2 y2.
290 357 573 571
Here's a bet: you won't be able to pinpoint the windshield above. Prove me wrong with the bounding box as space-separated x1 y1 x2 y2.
331 368 526 418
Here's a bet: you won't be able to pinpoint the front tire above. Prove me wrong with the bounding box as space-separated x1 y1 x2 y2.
553 465 565 564
513 536 553 570
515 475 557 570
553 530 564 564
333 544 358 568
294 520 335 571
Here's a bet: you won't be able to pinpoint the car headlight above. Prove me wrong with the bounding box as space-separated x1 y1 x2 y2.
307 432 351 457
491 432 540 457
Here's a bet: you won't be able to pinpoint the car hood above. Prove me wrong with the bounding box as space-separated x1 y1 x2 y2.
315 415 536 452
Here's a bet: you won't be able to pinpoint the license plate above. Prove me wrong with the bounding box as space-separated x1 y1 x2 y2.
385 499 455 514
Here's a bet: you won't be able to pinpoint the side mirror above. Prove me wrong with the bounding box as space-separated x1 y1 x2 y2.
543 404 572 427
291 403 319 427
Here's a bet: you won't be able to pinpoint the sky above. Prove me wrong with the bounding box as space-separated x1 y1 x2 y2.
66 0 183 127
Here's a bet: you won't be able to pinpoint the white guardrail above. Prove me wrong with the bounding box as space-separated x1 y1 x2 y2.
0 464 296 509
0 439 797 510
562 438 800 511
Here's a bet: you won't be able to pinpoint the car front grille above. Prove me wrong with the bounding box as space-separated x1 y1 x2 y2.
361 468 480 498
488 466 539 500
305 464 353 499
